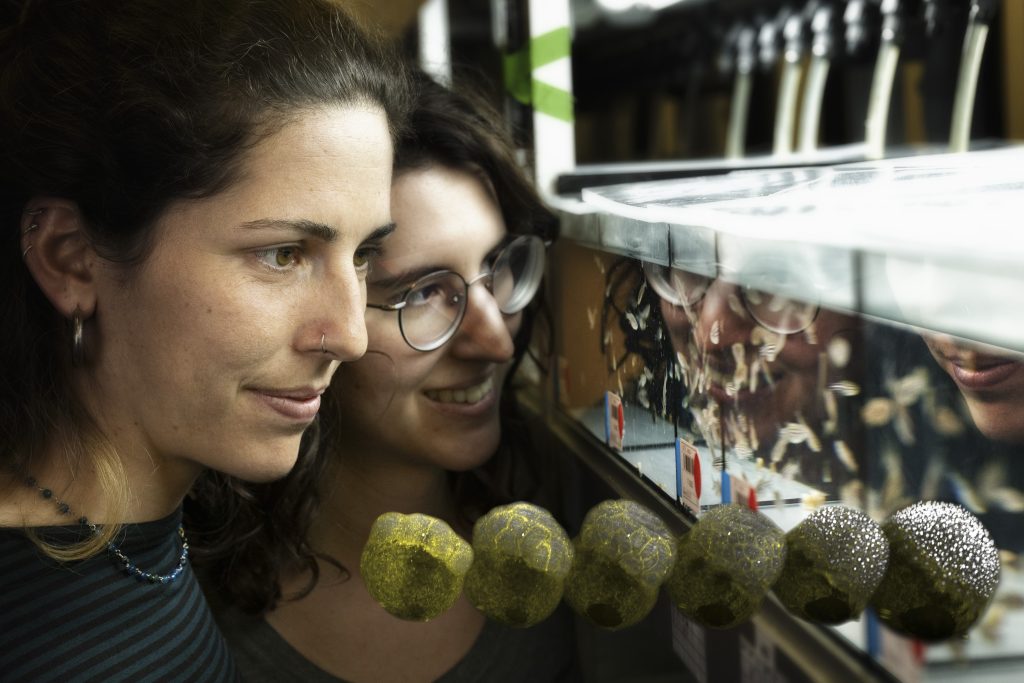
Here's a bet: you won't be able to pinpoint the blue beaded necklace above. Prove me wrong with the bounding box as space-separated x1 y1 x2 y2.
21 475 190 585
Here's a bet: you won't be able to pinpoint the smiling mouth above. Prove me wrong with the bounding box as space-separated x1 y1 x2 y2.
424 377 494 405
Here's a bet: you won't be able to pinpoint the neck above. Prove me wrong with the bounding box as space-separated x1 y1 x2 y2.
309 450 460 566
0 433 199 528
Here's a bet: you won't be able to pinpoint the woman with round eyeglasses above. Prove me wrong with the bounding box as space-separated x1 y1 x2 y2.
367 233 547 352
194 72 582 683
641 260 861 488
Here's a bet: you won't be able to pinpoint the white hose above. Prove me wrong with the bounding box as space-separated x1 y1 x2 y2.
774 59 803 155
798 55 831 153
865 41 900 159
726 69 753 159
950 22 989 153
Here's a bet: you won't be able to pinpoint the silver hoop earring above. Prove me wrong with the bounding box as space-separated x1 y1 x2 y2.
321 333 327 355
72 308 85 367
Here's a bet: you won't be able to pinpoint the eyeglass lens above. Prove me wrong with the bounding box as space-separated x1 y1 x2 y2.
401 235 545 350
641 261 817 335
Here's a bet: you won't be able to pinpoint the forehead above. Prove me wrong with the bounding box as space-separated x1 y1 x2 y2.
383 165 506 272
209 103 394 233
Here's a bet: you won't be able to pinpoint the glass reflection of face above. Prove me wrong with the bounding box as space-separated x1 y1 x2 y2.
85 105 394 484
648 263 856 462
923 334 1024 444
331 164 522 472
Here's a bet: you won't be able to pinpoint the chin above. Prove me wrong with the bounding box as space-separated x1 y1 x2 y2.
437 432 501 473
967 403 1024 445
221 442 302 483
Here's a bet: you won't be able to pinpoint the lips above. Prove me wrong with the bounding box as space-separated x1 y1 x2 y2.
947 357 1020 391
424 377 494 405
251 386 325 422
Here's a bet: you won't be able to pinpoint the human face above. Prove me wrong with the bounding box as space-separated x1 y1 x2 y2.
83 105 394 484
657 273 857 460
924 334 1024 444
332 165 520 473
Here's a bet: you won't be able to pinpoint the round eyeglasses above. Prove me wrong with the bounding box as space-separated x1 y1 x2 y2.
642 261 819 335
367 234 547 352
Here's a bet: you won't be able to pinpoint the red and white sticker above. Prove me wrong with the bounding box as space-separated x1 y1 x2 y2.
677 438 701 518
730 473 758 512
605 391 624 451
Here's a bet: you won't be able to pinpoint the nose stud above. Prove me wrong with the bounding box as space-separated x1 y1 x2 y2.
321 333 327 355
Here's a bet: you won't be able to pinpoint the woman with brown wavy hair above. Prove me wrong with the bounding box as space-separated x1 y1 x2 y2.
0 0 406 679
190 70 575 682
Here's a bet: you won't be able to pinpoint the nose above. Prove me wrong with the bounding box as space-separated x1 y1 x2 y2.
311 262 369 362
447 284 516 361
694 279 756 353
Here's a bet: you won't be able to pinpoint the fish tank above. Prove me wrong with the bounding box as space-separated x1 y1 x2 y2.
545 146 1024 683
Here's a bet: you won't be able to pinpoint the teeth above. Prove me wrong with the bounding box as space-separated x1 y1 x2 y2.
425 377 493 404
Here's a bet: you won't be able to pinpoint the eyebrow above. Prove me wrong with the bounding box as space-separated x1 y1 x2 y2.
240 218 397 244
368 236 510 291
363 222 397 244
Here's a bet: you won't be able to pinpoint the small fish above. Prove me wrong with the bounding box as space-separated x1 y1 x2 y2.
710 320 721 345
893 405 916 446
770 433 790 464
795 413 821 452
586 307 597 330
833 440 859 473
803 322 818 345
827 336 851 368
946 473 986 514
932 405 965 436
728 293 746 317
829 380 861 397
889 367 929 407
801 491 827 509
987 487 1024 513
979 603 1005 642
840 480 863 508
861 398 896 426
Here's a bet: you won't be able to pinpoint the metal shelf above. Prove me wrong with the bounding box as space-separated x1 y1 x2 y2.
554 145 1024 354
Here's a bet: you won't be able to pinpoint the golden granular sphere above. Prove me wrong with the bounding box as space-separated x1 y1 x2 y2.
464 502 574 627
360 512 473 621
667 504 786 629
564 499 676 630
870 501 1000 641
773 505 889 624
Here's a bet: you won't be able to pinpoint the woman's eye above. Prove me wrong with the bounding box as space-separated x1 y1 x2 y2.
254 246 301 271
354 245 382 276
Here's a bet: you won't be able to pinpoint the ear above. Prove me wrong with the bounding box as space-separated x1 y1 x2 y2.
20 198 99 319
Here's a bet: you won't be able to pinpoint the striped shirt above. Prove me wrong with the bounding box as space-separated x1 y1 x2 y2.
0 508 238 682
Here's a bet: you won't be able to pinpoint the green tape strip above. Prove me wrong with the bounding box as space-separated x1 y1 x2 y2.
503 49 532 106
502 26 573 118
532 80 574 123
529 26 570 70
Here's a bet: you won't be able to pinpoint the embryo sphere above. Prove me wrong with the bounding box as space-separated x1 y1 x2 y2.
773 505 889 624
464 502 574 627
667 504 786 629
564 499 676 630
360 512 473 621
870 501 1000 641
